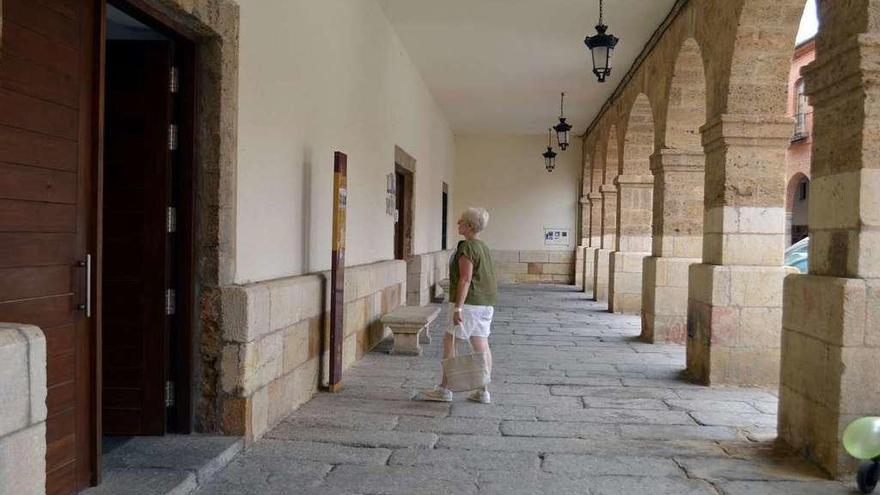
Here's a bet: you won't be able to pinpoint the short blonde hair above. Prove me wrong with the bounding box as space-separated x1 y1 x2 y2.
461 207 490 233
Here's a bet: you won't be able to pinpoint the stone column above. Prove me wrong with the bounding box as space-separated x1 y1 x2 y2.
575 196 589 290
641 149 704 343
686 114 792 386
593 185 617 301
608 174 654 314
582 193 602 296
779 3 880 477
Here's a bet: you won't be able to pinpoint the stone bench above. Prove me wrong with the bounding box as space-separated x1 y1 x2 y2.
381 306 441 356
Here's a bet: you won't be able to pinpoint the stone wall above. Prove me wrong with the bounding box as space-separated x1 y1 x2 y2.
219 260 405 441
0 324 46 495
406 250 454 306
493 250 575 285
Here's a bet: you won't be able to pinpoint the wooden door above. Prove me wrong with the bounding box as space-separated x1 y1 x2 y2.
394 170 405 259
0 0 99 493
101 40 173 436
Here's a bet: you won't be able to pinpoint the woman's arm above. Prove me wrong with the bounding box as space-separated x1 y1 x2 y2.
453 255 474 325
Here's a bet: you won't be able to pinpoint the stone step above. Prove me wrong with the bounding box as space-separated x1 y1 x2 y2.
81 435 243 495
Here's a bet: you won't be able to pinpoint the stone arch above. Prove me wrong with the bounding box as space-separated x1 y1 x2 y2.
621 94 656 176
664 38 707 151
724 0 809 115
604 125 620 184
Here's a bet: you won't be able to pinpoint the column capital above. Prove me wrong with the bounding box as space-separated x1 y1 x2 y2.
599 184 618 195
803 34 880 106
700 113 793 151
579 195 589 205
614 174 654 187
649 148 704 174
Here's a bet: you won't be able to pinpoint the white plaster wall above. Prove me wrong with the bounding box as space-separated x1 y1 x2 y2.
453 135 582 251
235 0 455 283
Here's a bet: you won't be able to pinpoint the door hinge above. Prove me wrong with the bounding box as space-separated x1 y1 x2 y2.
165 288 176 316
168 124 178 151
166 206 177 233
169 67 179 94
165 381 175 407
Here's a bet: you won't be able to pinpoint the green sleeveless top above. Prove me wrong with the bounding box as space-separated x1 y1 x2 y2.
449 239 497 306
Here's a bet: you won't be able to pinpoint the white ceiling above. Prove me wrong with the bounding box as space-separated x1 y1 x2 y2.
378 0 678 136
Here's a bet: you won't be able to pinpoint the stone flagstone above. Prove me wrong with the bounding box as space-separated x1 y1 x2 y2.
194 285 850 495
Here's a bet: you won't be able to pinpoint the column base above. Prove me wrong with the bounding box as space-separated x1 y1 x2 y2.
574 246 586 290
641 256 699 344
583 247 598 296
686 263 788 386
609 251 649 314
592 249 613 302
779 274 880 478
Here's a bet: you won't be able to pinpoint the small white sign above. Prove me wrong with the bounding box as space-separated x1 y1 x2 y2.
544 228 571 246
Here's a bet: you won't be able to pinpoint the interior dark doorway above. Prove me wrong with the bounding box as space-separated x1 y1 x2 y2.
102 2 196 437
441 182 449 250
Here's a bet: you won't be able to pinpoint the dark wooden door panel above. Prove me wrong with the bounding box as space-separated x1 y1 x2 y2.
0 0 98 493
0 126 78 171
0 21 79 76
102 40 173 436
0 163 78 204
0 198 76 232
0 266 72 301
0 233 76 267
0 90 79 139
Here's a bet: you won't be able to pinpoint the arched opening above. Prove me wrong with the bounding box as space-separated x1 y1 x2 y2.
604 125 619 184
665 39 706 152
786 173 810 245
621 94 655 176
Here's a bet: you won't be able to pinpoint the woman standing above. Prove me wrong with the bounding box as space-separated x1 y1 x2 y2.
417 207 497 404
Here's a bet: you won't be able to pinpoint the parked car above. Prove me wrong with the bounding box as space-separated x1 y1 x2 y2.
784 237 809 273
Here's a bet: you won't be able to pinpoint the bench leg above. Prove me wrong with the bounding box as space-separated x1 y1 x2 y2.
419 325 431 344
392 332 421 356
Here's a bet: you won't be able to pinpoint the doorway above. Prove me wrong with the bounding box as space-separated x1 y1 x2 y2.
394 164 414 260
102 2 195 437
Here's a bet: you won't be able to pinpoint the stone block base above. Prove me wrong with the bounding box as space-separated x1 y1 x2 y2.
574 246 585 290
686 263 788 386
493 249 575 285
583 247 597 296
609 251 649 314
779 274 880 478
593 249 613 302
641 256 699 344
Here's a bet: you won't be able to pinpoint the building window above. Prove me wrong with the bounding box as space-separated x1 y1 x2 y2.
798 179 809 201
793 79 808 140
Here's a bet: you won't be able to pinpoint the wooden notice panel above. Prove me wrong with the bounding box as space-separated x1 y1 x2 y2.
329 152 347 391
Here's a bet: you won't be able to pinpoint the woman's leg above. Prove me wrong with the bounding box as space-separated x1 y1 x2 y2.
439 332 455 388
469 336 492 390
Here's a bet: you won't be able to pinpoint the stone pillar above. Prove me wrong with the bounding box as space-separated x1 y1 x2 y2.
0 323 47 495
686 114 792 386
583 192 602 296
779 3 880 477
575 197 589 290
641 149 704 343
608 174 653 314
593 185 617 301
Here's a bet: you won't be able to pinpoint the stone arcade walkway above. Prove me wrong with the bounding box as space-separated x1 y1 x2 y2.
195 285 853 495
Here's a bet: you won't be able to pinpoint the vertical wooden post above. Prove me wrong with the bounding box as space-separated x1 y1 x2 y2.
329 152 347 392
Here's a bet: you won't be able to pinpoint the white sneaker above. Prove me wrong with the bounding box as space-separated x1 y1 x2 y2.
468 389 491 404
416 387 453 402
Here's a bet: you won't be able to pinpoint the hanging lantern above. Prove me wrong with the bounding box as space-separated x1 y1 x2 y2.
584 0 619 83
542 128 557 172
553 92 572 151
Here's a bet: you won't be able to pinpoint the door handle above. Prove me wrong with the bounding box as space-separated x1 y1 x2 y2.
77 254 92 318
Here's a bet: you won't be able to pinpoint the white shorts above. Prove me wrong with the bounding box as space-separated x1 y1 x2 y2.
447 304 494 340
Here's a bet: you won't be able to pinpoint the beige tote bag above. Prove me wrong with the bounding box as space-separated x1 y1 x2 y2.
442 336 490 392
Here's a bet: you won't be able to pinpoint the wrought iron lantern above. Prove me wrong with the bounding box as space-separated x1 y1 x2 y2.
542 128 557 172
584 0 619 83
553 92 572 151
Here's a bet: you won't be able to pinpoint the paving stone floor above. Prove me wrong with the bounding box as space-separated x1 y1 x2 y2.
195 285 855 495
